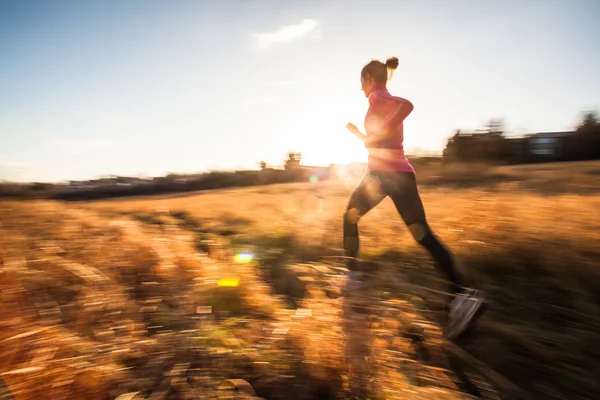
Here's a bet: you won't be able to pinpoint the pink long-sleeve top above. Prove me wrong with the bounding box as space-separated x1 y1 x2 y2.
364 86 415 172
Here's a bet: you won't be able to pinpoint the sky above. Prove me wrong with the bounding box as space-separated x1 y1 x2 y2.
1 0 599 183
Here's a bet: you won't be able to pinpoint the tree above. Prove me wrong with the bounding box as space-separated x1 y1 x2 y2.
577 111 599 134
574 111 600 160
486 119 505 137
284 152 302 171
259 161 267 170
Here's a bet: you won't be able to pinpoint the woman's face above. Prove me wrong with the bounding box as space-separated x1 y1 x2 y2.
360 73 375 98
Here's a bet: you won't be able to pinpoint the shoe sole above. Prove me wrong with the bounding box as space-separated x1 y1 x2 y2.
447 300 487 340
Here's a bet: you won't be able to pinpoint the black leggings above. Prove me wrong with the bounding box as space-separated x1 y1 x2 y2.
343 171 464 293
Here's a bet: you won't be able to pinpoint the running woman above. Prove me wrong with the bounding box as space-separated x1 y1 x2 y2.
343 56 484 339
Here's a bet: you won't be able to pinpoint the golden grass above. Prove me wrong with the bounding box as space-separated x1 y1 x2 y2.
2 161 600 399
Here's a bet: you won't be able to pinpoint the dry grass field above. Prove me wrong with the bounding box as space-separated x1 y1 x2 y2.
1 161 600 400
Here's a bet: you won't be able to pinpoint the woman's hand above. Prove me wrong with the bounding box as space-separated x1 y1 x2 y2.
346 122 365 139
345 122 360 135
346 122 369 147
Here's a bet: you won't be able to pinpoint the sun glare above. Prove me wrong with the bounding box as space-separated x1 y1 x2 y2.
300 127 368 166
299 100 369 167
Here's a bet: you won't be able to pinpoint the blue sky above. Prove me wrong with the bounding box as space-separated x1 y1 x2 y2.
1 0 599 182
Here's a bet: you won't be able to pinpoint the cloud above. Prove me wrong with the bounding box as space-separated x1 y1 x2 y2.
254 19 320 50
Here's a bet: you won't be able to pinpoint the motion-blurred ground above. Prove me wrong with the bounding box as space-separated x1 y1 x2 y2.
1 161 599 399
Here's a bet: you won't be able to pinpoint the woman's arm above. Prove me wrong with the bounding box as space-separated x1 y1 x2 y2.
346 123 382 147
346 122 367 143
345 123 385 148
346 95 414 147
369 95 414 136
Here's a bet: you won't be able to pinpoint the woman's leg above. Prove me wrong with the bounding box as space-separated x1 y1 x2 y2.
343 173 386 271
379 171 484 339
341 174 384 396
379 171 464 293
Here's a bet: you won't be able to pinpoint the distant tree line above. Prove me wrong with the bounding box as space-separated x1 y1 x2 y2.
443 112 600 164
0 152 325 201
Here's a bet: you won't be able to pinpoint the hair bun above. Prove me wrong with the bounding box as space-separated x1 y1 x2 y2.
385 57 399 70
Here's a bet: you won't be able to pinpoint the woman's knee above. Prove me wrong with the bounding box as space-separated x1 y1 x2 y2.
344 207 362 225
407 222 431 243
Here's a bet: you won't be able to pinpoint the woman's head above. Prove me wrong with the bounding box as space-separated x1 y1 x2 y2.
360 57 399 97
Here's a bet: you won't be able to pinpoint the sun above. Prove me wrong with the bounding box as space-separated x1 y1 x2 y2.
295 99 369 167
299 126 368 167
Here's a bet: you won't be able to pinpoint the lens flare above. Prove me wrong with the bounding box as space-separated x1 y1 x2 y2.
234 252 253 263
217 277 240 287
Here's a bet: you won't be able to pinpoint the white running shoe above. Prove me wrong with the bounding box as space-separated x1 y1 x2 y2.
446 288 485 339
